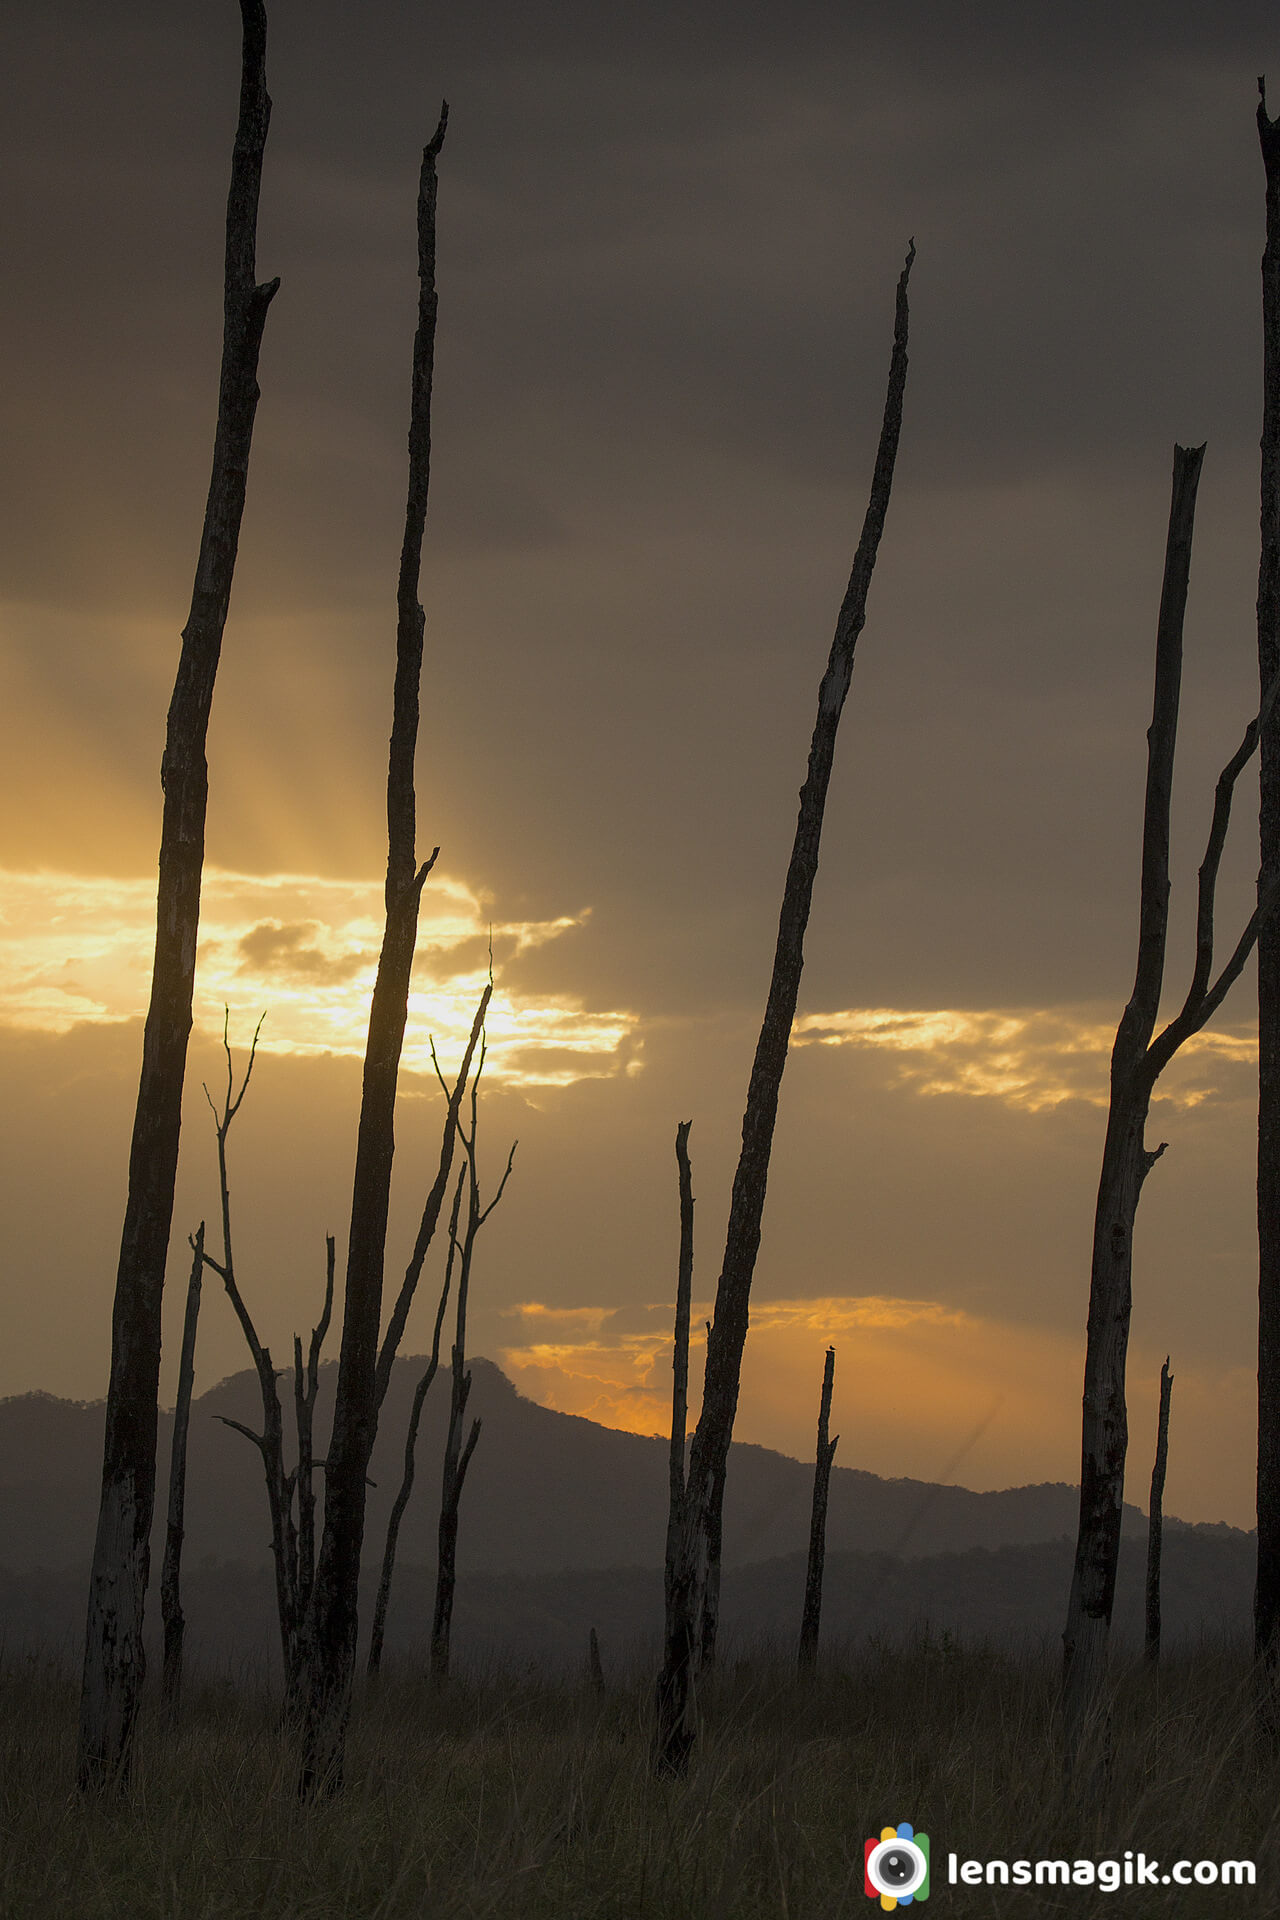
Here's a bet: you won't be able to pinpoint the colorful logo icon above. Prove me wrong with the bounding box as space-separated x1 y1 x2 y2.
865 1824 930 1908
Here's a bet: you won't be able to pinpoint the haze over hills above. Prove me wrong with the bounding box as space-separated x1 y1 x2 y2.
0 1358 1252 1672
0 1354 1165 1575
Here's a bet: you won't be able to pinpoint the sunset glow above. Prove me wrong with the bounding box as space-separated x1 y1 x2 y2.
793 1005 1257 1111
0 866 642 1087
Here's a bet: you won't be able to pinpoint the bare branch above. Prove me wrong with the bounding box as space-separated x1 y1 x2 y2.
214 1414 266 1452
475 1139 518 1227
375 981 492 1410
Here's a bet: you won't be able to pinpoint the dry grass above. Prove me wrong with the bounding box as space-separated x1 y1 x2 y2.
2 1636 1278 1917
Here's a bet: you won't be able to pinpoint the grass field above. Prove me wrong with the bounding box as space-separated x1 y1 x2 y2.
1 1636 1274 1917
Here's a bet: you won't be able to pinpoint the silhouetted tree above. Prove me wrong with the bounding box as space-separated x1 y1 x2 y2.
197 1014 332 1713
160 1225 204 1720
1063 444 1280 1772
78 0 278 1790
430 1041 516 1683
366 1165 464 1679
669 244 914 1705
303 103 448 1795
655 1119 696 1775
1145 1356 1173 1668
799 1344 838 1671
374 984 490 1415
1255 77 1280 1714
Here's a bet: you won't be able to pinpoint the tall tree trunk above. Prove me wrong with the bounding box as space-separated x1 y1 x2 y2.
367 1166 464 1678
1062 447 1200 1767
1063 444 1280 1769
654 1120 696 1775
1255 79 1280 1709
1145 1356 1173 1667
671 245 913 1704
77 0 277 1790
292 1236 336 1663
160 1227 204 1721
798 1344 838 1671
302 105 447 1796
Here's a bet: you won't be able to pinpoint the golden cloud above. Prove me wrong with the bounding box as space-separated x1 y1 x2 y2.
0 864 640 1089
792 1005 1256 1112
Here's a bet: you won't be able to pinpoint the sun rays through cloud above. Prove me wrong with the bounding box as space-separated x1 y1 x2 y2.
0 865 641 1088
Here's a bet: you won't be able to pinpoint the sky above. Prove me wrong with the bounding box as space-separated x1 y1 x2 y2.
3 0 1280 1529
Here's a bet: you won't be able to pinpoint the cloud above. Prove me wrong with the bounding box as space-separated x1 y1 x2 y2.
0 865 640 1088
793 1005 1257 1112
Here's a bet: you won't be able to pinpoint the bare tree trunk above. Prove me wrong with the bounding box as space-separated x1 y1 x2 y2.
302 105 447 1796
588 1626 605 1693
428 1060 514 1685
199 1018 306 1710
1063 443 1280 1773
78 0 277 1791
160 1227 204 1721
292 1236 335 1663
367 1166 464 1678
798 1344 838 1671
670 245 913 1707
1255 79 1280 1717
374 984 490 1413
430 1383 480 1685
1145 1356 1173 1668
655 1121 696 1775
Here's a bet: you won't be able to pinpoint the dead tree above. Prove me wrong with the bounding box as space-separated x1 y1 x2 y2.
430 1044 516 1683
303 104 448 1796
667 244 913 1705
374 982 490 1415
197 1014 315 1711
798 1345 838 1671
160 1226 204 1721
1256 77 1280 1710
588 1627 605 1693
78 0 278 1790
366 1164 465 1678
291 1235 336 1670
1145 1357 1174 1668
1062 443 1280 1769
654 1120 696 1776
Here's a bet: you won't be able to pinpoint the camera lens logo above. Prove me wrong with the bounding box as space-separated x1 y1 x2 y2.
864 1824 930 1909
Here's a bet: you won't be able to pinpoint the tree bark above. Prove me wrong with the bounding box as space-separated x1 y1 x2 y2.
302 104 447 1796
798 1344 838 1671
1145 1357 1173 1667
1062 446 1200 1767
1255 78 1280 1705
160 1226 204 1720
78 0 277 1791
1063 444 1280 1770
654 1120 696 1775
671 244 913 1700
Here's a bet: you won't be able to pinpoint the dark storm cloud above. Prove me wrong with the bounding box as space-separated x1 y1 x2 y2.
3 0 1279 1018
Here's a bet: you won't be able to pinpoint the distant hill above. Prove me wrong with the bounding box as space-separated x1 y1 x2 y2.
0 1358 1252 1675
0 1355 1178 1577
